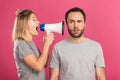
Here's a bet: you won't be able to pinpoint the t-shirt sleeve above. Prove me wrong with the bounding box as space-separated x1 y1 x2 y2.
50 45 60 68
18 42 34 60
96 44 105 68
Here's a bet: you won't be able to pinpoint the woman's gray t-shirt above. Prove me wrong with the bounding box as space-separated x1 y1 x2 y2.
14 40 45 80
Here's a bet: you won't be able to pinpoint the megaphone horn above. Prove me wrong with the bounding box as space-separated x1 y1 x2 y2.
40 21 64 35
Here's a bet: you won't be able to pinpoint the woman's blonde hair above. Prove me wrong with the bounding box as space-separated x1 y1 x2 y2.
12 9 34 42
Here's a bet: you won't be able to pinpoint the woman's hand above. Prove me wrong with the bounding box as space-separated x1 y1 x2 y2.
43 33 54 46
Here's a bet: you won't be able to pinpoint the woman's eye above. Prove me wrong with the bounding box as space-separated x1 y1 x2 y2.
33 19 36 21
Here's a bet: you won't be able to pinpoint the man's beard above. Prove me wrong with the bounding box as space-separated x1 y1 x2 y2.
68 28 84 38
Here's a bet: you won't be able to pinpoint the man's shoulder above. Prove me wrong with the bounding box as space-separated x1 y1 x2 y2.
87 38 99 43
87 38 101 47
54 39 68 47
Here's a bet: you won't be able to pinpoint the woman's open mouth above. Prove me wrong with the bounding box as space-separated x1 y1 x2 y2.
36 27 38 31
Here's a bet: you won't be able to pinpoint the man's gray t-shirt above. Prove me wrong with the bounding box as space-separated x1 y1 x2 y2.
50 38 105 80
14 40 45 80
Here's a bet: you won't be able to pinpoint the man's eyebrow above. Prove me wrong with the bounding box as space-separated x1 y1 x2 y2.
68 19 82 21
67 19 74 21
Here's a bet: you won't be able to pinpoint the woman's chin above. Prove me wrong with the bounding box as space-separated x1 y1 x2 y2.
33 33 38 36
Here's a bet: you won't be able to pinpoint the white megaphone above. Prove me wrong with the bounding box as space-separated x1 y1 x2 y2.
39 21 64 35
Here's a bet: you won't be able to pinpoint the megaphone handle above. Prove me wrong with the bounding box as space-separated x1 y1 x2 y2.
46 31 51 34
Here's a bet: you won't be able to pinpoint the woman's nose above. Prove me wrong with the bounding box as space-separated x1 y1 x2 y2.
37 21 40 26
38 21 40 24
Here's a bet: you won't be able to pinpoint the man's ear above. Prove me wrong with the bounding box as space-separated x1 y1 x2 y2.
84 22 86 27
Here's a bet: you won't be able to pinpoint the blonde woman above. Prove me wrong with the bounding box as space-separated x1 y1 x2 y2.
12 9 54 80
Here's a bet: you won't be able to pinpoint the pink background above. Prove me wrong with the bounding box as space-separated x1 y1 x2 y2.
0 0 120 80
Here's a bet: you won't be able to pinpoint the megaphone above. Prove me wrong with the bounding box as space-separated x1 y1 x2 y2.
40 21 64 35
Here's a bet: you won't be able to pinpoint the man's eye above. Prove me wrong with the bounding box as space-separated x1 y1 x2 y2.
70 21 74 23
78 20 83 23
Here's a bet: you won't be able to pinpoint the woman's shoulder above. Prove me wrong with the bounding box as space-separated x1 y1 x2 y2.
15 40 27 46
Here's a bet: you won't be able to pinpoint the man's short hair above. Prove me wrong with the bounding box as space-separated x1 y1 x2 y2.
65 7 86 23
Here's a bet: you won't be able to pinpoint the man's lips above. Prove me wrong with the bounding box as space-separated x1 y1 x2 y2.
73 29 79 32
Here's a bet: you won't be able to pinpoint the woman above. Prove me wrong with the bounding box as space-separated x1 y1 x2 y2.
12 9 54 80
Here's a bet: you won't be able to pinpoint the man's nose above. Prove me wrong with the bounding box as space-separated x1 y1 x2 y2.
74 22 78 28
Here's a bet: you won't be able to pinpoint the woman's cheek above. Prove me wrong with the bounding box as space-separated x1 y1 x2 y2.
29 21 35 26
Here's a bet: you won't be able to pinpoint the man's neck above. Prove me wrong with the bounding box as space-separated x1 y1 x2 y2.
68 35 86 43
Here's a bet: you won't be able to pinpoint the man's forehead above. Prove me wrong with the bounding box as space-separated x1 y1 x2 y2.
68 12 84 19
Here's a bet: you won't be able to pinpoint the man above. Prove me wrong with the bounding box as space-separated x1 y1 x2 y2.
50 7 106 80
